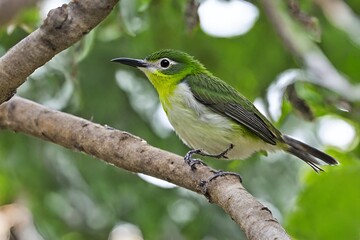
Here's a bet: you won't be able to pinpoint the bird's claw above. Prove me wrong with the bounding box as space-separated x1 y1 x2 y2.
208 170 242 183
200 170 242 195
184 144 234 171
184 149 207 171
189 159 207 171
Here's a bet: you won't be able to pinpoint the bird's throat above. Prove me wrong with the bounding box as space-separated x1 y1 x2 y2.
142 70 182 109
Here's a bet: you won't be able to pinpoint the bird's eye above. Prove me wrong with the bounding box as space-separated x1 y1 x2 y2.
160 59 170 68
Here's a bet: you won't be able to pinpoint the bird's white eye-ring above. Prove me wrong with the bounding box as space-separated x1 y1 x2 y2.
160 58 170 68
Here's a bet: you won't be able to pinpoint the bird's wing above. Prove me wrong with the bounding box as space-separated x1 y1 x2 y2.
185 74 280 145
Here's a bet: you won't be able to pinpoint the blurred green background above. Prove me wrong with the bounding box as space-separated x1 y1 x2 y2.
0 0 359 239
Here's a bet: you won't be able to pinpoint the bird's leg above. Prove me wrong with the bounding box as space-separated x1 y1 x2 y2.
184 144 234 171
196 144 234 159
184 149 207 171
195 144 241 193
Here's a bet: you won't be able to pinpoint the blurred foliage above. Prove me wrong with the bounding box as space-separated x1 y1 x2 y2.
0 0 359 239
286 151 360 239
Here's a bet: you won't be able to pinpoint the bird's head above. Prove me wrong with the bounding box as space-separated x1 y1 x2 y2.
112 49 207 94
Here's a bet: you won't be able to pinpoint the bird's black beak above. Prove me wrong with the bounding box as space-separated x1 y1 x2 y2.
111 58 148 68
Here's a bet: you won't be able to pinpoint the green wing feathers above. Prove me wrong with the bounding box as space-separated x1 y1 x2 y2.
184 74 281 145
184 74 338 172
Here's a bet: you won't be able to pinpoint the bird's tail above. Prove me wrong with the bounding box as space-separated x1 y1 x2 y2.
283 135 339 173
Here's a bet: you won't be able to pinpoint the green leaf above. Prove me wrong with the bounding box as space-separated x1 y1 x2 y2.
285 152 360 239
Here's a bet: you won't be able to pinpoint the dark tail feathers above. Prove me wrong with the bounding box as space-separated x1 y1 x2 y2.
283 135 339 173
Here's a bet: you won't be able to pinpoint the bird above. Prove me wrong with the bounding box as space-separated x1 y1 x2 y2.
111 49 338 178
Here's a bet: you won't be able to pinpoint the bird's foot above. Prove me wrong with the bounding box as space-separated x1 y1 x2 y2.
199 170 242 195
208 170 242 183
184 144 234 171
184 149 207 171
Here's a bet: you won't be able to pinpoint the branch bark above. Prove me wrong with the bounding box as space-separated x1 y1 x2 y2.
0 96 290 240
0 0 119 104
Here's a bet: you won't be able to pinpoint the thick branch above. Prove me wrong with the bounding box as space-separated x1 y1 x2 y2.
0 0 118 104
0 96 290 240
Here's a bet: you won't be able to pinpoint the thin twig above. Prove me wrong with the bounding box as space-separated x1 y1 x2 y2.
261 0 360 102
0 0 119 103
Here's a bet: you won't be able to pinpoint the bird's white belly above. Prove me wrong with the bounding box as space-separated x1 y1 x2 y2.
164 83 274 160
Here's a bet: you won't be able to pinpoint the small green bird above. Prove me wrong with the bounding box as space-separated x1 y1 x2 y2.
112 49 338 175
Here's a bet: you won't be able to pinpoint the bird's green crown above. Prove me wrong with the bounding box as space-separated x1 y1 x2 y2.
145 49 207 76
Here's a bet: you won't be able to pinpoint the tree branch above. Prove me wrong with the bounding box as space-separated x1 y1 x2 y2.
0 96 290 240
0 0 119 104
